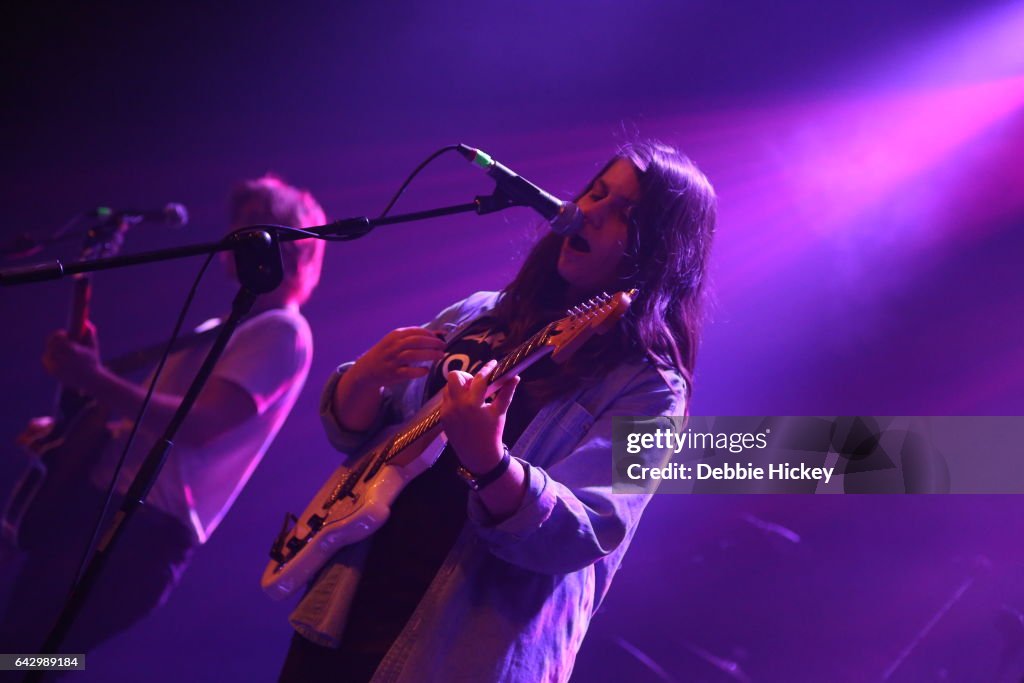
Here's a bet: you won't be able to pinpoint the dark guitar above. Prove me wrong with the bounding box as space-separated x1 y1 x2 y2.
1 221 128 551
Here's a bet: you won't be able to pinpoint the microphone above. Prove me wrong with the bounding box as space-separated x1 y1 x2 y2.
90 202 189 227
0 203 188 259
457 144 582 236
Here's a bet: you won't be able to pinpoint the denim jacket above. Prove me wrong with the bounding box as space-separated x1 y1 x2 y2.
289 291 686 683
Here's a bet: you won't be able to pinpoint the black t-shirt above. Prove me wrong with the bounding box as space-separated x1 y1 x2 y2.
331 317 549 676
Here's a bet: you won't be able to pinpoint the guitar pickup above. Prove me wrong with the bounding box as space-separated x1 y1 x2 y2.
323 474 358 509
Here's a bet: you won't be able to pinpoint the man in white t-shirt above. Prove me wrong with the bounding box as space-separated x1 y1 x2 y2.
0 175 325 655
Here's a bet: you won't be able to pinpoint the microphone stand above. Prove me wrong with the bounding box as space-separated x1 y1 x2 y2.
0 194 516 286
1 190 519 681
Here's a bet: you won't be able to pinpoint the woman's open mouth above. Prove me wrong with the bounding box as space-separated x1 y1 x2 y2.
567 234 591 253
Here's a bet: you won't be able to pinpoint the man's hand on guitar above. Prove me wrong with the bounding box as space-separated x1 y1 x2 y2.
15 416 55 448
440 360 521 475
42 322 102 392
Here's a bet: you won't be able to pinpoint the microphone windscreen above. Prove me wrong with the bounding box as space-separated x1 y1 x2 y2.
550 202 583 236
163 202 189 227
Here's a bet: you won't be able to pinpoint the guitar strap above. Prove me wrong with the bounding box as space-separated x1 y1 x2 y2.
106 314 253 376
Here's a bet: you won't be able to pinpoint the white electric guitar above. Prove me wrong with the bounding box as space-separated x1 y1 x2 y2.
261 289 636 599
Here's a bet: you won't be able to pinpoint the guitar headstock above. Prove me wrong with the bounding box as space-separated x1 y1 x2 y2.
81 220 128 261
544 289 636 363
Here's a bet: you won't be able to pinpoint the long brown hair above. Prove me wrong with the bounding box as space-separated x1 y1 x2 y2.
491 140 717 395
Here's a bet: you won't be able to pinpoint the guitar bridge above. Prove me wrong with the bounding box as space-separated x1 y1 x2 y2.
269 512 298 564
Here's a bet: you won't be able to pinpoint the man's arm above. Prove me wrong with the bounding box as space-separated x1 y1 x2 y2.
81 367 257 448
43 326 257 449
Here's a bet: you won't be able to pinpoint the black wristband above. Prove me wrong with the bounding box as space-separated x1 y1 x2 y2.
456 445 512 491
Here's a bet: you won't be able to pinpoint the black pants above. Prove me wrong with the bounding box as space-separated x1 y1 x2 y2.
0 486 194 663
278 630 383 683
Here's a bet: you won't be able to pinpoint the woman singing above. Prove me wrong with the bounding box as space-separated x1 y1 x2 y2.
279 140 717 683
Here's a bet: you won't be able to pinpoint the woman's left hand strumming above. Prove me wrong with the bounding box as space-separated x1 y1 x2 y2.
440 359 520 474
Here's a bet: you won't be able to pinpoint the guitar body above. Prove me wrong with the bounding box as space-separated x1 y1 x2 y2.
261 289 635 599
262 394 447 599
3 403 113 551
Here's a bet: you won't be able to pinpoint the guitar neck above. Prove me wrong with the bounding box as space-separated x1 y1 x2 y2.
67 276 92 342
55 276 93 419
383 322 555 461
374 290 631 467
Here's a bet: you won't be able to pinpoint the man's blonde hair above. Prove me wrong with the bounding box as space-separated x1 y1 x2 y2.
229 174 326 305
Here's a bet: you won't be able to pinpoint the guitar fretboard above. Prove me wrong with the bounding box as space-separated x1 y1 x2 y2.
382 320 557 462
323 291 623 508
